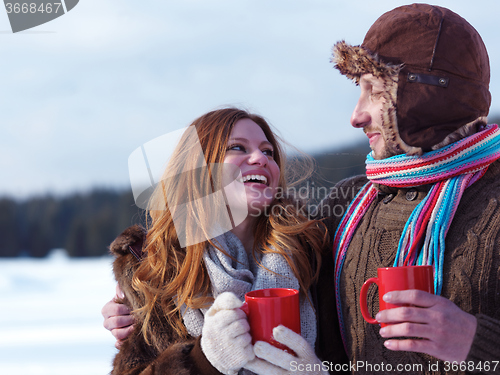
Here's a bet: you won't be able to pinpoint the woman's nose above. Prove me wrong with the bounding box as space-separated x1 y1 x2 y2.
247 149 268 166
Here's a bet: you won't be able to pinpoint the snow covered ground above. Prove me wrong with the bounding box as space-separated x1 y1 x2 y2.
0 251 118 375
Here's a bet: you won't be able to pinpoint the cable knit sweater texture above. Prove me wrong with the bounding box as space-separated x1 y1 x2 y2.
315 160 500 375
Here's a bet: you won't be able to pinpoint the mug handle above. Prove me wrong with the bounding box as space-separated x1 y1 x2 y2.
240 302 249 315
360 277 378 324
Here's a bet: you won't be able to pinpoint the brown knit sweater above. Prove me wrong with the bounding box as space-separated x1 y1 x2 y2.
315 160 500 375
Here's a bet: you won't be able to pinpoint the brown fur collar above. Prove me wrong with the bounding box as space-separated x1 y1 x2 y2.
109 225 146 312
109 225 197 375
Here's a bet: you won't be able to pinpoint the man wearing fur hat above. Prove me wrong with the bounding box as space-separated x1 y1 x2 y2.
102 3 500 374
314 3 500 374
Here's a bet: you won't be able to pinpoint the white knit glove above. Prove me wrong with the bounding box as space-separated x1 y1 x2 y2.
243 325 329 375
200 292 254 375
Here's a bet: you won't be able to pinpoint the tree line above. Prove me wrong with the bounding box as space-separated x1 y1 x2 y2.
0 142 369 258
0 189 144 258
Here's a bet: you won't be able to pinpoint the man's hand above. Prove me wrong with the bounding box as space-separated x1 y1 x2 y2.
101 284 135 349
376 290 477 363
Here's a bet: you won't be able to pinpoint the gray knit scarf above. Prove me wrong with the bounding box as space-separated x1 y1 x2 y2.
181 231 316 373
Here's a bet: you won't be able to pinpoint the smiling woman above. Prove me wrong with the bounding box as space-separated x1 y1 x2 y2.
102 107 329 375
223 118 281 226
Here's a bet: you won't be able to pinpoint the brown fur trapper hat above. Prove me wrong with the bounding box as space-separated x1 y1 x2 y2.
332 3 491 152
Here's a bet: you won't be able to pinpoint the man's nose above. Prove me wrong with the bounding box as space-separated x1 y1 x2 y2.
350 98 370 128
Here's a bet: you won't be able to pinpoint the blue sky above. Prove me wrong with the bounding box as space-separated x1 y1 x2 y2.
2 0 499 198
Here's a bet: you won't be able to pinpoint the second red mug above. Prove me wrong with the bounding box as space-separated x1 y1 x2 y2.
360 265 434 327
240 288 300 354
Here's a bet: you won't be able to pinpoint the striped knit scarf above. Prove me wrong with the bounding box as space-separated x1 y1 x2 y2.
333 124 500 352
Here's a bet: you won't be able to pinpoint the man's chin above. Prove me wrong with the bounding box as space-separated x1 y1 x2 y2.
370 145 384 160
371 146 400 160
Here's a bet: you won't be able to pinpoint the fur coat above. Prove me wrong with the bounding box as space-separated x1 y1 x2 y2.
109 225 221 375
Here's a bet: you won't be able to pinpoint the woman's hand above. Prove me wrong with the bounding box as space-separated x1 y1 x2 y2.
101 284 135 349
244 325 329 375
201 292 254 375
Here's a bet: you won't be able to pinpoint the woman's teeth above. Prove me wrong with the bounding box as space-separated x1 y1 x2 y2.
242 174 268 185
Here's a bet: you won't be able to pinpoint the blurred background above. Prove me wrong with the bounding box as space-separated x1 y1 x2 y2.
1 1 499 374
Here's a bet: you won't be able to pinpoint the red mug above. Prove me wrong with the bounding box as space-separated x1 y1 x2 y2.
360 265 434 327
240 288 300 354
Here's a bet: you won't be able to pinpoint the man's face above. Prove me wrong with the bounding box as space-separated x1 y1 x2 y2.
350 74 399 159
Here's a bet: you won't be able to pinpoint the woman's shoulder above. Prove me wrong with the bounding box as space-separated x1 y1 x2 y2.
109 225 146 260
109 225 147 312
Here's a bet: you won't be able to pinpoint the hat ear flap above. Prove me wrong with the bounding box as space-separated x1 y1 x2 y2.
332 40 423 156
382 73 423 156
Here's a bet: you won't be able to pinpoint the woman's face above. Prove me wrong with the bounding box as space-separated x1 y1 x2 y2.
223 118 280 216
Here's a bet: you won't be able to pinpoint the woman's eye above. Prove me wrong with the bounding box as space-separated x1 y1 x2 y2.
227 144 245 152
262 149 274 157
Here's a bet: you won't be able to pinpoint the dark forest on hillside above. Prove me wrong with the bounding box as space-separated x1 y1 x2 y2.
0 141 376 257
0 189 144 258
5 113 500 258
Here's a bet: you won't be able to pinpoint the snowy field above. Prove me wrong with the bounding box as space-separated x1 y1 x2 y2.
0 251 118 375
